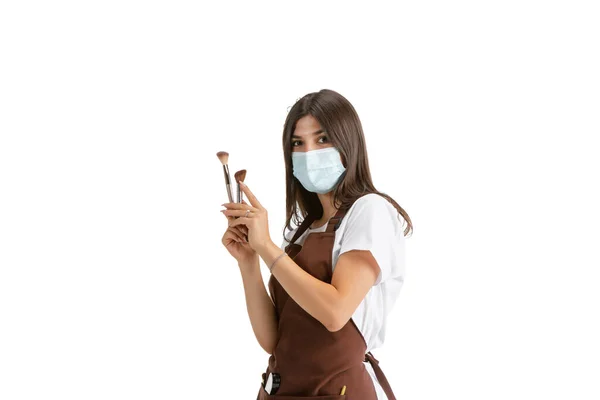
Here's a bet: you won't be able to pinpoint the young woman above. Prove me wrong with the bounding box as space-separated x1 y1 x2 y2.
220 89 412 399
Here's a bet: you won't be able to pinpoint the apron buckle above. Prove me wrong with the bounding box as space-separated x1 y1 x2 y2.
262 372 281 395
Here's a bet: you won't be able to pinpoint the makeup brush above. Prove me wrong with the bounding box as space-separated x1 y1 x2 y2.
216 151 234 203
234 169 247 204
234 169 249 242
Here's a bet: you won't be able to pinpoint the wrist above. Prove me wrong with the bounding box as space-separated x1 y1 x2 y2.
257 240 287 274
256 239 276 257
237 254 260 270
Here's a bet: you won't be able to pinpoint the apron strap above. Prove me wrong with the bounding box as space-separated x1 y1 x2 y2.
365 351 397 400
326 206 348 233
286 213 318 248
289 202 352 246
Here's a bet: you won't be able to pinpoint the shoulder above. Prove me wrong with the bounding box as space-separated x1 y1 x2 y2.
337 194 406 284
352 193 391 208
347 193 398 220
341 193 404 235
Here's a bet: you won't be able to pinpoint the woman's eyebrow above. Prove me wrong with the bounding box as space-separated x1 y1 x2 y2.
292 129 325 139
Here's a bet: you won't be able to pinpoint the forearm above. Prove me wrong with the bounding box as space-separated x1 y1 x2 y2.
257 241 341 331
238 256 279 354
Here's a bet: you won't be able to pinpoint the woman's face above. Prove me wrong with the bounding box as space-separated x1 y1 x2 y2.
291 115 347 167
291 115 333 153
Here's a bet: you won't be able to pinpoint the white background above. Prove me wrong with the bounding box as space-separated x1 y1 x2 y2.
1 1 599 399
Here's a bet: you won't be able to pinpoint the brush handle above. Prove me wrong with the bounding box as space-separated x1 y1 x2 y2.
225 183 234 203
237 182 243 203
222 165 234 203
235 182 248 241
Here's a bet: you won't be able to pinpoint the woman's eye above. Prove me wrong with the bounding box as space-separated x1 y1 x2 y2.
291 137 327 147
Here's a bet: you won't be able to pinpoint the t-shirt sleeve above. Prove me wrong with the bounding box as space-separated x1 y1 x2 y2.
338 195 404 285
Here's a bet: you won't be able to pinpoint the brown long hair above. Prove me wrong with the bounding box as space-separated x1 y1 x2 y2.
281 89 413 239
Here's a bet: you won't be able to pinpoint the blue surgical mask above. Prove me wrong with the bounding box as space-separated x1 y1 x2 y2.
292 147 346 194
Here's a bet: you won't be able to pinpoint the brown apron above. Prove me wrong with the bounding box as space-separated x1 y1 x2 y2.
256 205 398 400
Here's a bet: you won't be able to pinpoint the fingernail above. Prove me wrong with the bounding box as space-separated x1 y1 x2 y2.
240 182 246 187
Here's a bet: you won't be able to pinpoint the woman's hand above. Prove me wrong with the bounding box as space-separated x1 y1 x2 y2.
221 182 272 253
220 212 257 266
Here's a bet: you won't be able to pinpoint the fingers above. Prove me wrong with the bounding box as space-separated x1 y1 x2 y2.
222 212 248 232
227 226 247 243
221 209 255 218
238 182 263 209
232 224 247 235
233 221 248 234
233 227 248 243
222 213 248 237
228 217 249 228
221 202 259 212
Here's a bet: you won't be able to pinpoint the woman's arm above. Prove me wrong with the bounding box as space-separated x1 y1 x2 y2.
238 255 279 354
256 241 380 332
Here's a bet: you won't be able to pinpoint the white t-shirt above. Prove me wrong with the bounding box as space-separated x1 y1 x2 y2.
279 193 406 400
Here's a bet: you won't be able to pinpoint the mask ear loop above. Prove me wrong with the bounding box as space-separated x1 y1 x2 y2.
334 169 347 190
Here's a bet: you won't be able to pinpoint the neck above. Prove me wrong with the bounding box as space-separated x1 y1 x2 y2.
312 192 338 228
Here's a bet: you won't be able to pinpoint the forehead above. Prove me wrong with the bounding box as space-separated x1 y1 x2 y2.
293 115 322 136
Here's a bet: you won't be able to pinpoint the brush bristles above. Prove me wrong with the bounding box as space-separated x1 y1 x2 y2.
216 151 229 165
234 169 247 183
